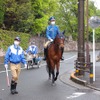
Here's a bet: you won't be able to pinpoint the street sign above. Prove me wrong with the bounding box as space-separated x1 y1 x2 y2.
89 16 100 81
89 16 100 29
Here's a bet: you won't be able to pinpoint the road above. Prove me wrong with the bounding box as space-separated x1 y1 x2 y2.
0 51 100 100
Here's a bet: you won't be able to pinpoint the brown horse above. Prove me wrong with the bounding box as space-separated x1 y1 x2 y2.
46 31 65 84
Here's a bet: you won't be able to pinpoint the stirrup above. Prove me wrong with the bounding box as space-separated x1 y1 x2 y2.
43 57 46 60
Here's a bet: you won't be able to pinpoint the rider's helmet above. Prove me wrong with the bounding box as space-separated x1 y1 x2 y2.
49 16 55 21
14 36 21 41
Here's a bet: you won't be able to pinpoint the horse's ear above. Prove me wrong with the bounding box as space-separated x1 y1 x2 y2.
57 30 60 35
62 30 65 34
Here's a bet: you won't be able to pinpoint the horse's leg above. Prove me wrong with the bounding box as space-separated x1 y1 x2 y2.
51 70 55 84
48 67 51 80
54 63 60 81
46 65 51 80
54 72 59 81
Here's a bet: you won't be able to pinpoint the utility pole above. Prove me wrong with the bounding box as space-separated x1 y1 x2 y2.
77 0 85 75
86 0 90 64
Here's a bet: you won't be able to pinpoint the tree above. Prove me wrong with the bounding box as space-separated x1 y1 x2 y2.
54 0 100 41
3 0 33 32
54 0 78 40
2 0 59 34
31 0 59 34
0 0 5 26
88 1 100 42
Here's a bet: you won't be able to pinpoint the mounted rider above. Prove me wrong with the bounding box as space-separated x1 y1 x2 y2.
43 16 64 60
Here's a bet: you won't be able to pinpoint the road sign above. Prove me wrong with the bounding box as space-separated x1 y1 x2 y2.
89 16 100 81
89 16 100 29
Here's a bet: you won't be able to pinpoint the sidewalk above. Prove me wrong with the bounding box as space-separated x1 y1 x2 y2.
70 61 100 91
59 60 100 91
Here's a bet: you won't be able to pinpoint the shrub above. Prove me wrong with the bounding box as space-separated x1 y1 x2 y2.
0 29 30 51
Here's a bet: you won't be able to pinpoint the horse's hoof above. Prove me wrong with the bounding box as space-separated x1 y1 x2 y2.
51 83 56 86
54 78 57 81
49 77 51 80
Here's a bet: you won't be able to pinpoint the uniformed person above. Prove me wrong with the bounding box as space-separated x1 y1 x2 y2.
4 36 27 94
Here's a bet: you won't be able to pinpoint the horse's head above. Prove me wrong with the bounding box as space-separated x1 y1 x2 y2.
54 30 65 49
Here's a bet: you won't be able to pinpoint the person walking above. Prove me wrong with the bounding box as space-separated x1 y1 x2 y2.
43 16 64 60
4 36 27 95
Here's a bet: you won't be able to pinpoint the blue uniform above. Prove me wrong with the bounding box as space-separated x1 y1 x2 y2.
4 44 26 64
46 25 60 40
26 45 38 55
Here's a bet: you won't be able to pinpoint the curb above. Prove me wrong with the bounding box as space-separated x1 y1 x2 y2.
70 71 100 91
70 71 88 86
87 84 100 91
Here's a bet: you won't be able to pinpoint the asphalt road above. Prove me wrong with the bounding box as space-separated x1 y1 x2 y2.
0 51 100 100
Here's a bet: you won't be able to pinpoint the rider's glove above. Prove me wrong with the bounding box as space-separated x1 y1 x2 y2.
4 64 8 69
24 51 27 55
50 39 53 42
33 54 36 57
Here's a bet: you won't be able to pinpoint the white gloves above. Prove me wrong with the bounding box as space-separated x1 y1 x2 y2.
33 54 36 57
24 51 27 55
24 64 27 69
4 64 8 69
50 39 53 42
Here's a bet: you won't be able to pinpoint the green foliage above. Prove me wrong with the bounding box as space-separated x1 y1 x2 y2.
54 0 100 41
31 0 59 34
0 29 30 51
54 0 78 39
2 0 59 35
88 1 100 42
0 0 100 41
0 0 5 25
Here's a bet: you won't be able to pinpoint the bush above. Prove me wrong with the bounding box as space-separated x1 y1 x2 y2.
0 29 30 51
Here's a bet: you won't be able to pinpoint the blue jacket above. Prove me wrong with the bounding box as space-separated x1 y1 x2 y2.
26 45 38 55
46 25 60 40
4 44 26 64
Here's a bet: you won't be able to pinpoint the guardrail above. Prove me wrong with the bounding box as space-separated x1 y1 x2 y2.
74 60 93 84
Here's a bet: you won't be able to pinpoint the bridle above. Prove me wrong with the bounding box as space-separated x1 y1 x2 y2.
54 36 65 49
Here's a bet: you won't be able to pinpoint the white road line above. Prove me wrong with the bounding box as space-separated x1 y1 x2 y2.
0 55 76 74
0 70 11 74
66 92 86 99
61 55 76 63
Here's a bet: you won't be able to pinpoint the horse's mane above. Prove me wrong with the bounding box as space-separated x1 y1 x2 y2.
53 31 65 44
56 30 65 39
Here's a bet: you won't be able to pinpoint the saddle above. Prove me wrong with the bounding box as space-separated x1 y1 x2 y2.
45 41 53 57
47 42 53 48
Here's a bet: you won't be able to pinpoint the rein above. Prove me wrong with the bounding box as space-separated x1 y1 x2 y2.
55 42 64 47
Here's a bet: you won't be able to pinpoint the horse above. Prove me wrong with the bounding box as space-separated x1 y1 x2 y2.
46 30 65 84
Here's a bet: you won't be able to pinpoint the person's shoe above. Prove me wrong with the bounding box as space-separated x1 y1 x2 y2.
14 90 18 94
61 56 64 60
10 80 15 95
11 89 18 94
14 83 18 94
11 90 15 94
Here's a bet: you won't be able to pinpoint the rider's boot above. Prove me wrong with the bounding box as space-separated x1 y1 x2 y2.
43 48 47 60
